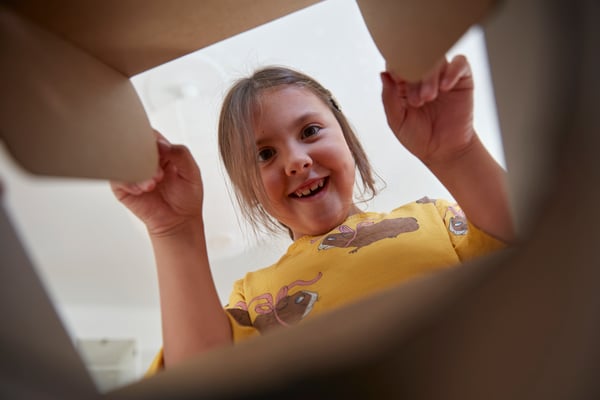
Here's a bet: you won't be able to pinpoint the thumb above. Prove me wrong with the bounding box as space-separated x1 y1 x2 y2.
380 72 407 131
159 143 201 182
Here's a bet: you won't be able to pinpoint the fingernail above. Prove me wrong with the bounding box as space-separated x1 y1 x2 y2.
126 184 143 195
154 167 164 181
138 179 155 192
440 77 451 90
157 138 171 149
408 86 422 107
421 82 433 99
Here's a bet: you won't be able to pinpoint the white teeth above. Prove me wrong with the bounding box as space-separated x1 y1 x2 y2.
294 179 324 198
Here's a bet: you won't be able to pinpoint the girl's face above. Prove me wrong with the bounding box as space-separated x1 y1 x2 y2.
253 86 358 240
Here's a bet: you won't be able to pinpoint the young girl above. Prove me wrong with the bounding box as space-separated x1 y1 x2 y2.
111 55 513 372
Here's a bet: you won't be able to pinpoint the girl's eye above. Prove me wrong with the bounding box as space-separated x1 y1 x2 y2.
301 125 321 139
257 148 275 162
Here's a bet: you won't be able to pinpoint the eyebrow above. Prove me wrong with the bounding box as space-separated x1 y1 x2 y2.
292 111 322 126
255 111 324 146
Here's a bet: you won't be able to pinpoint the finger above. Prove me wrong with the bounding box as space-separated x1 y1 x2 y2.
153 163 165 183
149 129 201 184
380 72 408 129
155 130 172 162
440 54 472 91
110 181 143 197
153 129 172 145
136 179 157 192
115 163 164 192
153 133 186 187
419 60 446 102
407 81 423 107
133 159 168 193
160 159 179 182
385 69 420 107
160 143 201 183
380 71 397 102
385 66 406 86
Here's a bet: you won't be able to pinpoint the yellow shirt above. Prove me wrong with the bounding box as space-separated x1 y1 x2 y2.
224 197 503 340
146 198 504 374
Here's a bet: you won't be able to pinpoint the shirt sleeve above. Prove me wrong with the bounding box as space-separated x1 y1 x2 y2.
145 348 164 377
435 199 506 261
224 278 261 342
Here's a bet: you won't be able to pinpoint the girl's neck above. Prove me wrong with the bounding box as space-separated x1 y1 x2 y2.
291 203 362 241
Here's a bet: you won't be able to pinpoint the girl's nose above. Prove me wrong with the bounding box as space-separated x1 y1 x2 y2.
285 149 312 176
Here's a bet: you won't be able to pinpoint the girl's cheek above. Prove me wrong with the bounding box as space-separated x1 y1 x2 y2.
260 171 279 198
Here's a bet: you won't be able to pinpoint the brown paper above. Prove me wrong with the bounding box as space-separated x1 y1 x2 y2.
0 5 156 181
485 0 574 236
5 0 322 77
0 206 99 399
0 0 320 180
356 0 497 81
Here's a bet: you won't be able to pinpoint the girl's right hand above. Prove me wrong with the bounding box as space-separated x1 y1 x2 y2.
111 131 205 236
380 55 475 168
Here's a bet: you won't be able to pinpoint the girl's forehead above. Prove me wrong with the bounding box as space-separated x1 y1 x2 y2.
258 85 316 103
255 85 327 117
253 86 330 134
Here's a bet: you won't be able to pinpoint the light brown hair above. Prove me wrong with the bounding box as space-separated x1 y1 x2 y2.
218 66 378 236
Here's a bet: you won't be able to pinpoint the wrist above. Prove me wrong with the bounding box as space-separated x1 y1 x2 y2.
148 216 205 240
149 216 210 272
425 134 514 242
425 132 481 176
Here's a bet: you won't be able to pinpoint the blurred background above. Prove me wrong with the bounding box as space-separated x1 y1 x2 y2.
0 0 504 392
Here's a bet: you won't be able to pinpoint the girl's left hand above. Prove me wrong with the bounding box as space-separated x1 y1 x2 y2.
381 55 475 167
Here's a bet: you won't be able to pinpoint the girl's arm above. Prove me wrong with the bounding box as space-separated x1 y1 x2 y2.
381 55 514 243
111 132 231 367
150 218 231 367
426 134 513 242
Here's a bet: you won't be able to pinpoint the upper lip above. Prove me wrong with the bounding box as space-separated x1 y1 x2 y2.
289 177 326 197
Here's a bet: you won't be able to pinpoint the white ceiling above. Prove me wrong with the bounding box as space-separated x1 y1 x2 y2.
0 0 504 320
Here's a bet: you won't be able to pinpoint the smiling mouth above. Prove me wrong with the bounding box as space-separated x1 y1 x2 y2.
290 178 327 199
